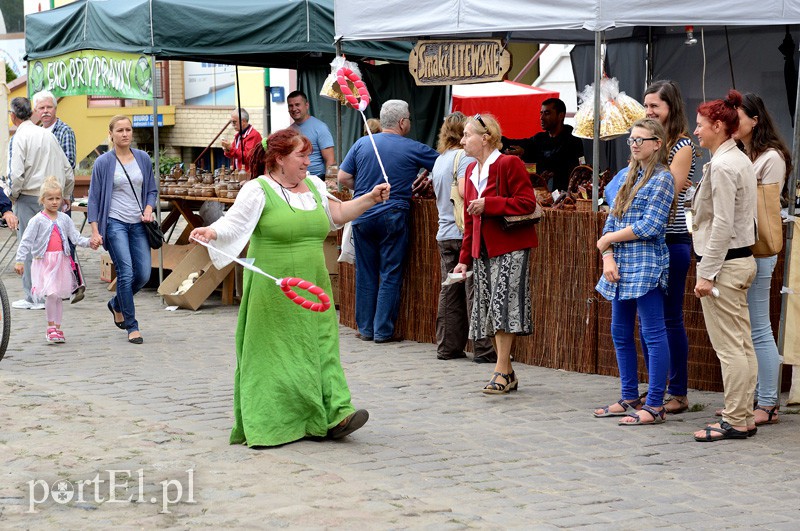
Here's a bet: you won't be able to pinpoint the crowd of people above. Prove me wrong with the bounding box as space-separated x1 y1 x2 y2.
4 81 791 447
593 86 790 442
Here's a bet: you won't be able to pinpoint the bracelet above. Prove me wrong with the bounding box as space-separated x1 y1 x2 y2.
602 253 615 260
601 249 613 256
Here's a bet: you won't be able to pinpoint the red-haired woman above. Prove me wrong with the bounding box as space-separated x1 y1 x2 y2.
191 129 390 447
691 90 758 442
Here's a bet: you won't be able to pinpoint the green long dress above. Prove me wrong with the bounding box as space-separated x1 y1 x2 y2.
229 178 355 447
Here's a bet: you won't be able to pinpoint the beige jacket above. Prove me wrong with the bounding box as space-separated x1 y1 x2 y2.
691 138 756 280
9 120 74 200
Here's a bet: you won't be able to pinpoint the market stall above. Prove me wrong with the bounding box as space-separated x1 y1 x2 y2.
333 0 800 387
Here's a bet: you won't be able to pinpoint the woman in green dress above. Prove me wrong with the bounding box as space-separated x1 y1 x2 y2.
190 129 390 447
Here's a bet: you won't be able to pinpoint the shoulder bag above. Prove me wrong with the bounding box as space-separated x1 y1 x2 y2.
449 149 466 233
751 181 782 257
497 162 542 231
115 153 164 249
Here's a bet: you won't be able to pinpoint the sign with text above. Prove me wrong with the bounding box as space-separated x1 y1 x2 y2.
409 39 511 86
132 114 164 128
27 50 153 100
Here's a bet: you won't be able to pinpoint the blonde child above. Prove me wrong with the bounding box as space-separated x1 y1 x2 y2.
14 176 99 343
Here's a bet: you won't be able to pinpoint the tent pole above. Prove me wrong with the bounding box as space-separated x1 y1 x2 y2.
592 31 602 212
335 40 343 171
152 55 164 287
776 53 800 397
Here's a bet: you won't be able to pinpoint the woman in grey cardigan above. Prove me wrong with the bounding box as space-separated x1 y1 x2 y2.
88 115 158 344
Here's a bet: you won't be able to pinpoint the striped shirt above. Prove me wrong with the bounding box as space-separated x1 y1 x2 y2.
665 137 695 235
596 167 674 301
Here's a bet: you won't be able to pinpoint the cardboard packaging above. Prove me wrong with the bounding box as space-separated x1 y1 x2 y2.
157 245 235 311
100 253 116 283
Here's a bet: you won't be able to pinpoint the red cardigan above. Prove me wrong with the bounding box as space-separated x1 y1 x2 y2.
459 154 539 265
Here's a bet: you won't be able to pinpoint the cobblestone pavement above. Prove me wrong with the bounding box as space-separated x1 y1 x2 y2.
1 245 799 529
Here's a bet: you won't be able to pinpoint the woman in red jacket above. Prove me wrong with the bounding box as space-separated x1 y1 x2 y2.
453 114 539 394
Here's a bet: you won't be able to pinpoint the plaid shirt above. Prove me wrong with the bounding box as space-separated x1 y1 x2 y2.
49 119 77 169
596 166 674 301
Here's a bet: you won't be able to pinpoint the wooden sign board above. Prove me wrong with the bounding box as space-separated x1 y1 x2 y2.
409 39 511 86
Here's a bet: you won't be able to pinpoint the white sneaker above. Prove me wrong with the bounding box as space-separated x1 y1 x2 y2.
12 299 33 309
30 302 46 310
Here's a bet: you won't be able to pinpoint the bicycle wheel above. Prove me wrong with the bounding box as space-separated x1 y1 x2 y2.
0 279 10 361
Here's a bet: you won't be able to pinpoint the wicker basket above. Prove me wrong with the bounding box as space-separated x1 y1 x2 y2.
575 198 593 211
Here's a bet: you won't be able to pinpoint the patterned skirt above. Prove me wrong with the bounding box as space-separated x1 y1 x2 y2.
470 248 532 339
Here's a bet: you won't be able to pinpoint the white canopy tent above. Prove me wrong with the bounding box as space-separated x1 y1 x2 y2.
334 0 800 40
334 0 800 370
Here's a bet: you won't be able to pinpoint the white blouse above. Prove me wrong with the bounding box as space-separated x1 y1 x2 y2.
207 175 341 269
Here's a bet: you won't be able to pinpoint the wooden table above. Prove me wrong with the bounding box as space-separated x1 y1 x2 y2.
159 194 235 244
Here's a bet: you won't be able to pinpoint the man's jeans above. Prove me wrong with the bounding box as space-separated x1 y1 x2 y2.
353 209 409 341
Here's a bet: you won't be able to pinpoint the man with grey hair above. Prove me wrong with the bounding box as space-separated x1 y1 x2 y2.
32 90 76 169
32 90 85 303
221 108 262 173
338 99 438 343
8 97 74 310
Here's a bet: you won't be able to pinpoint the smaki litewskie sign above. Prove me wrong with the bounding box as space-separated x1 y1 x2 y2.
28 50 153 100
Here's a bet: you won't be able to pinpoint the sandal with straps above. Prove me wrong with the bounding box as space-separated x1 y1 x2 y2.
619 404 666 426
663 395 689 414
754 405 780 425
593 398 642 418
694 420 749 442
482 371 518 394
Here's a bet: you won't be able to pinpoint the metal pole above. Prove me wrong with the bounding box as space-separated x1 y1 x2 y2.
335 40 343 168
592 32 602 212
512 43 549 83
776 48 800 397
151 56 163 286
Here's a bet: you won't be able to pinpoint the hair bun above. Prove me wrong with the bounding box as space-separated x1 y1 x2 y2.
725 89 743 108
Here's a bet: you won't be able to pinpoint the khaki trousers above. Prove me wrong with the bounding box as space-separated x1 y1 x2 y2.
699 257 757 427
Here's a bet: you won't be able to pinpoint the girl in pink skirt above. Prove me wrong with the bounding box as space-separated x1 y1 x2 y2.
15 176 99 343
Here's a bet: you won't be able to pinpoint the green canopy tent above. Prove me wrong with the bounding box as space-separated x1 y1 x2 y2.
24 0 445 284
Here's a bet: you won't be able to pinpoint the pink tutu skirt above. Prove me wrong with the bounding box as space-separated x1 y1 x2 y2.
31 251 75 302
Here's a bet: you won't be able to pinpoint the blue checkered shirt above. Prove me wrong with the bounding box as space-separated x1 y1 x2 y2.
596 167 674 301
50 119 77 169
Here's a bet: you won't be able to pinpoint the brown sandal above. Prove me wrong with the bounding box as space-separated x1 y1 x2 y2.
663 395 689 414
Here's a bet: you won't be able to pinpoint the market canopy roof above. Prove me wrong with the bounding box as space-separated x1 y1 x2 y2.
25 0 411 68
334 0 800 42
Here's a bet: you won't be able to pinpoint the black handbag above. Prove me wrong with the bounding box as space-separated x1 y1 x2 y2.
115 153 164 249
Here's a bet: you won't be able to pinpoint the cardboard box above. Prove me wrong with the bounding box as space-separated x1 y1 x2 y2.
157 245 235 311
100 253 116 283
151 243 195 270
323 230 339 275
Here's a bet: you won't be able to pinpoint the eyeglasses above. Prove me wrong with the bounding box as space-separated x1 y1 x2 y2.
626 136 659 146
474 114 487 130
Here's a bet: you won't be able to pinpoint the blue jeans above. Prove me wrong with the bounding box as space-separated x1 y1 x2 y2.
641 242 691 397
612 287 669 408
105 218 151 333
748 255 780 407
353 209 409 341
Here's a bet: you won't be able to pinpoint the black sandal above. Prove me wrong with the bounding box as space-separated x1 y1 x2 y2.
694 421 749 442
482 371 518 394
754 405 780 425
593 398 642 418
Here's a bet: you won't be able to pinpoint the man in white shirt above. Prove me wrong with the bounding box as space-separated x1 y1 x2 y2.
8 97 74 309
